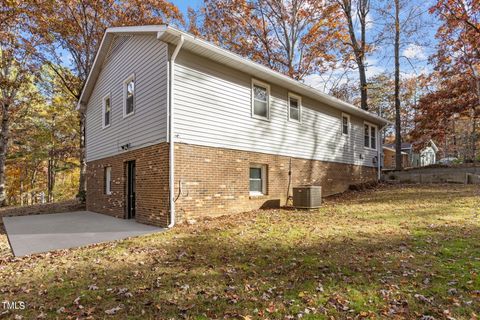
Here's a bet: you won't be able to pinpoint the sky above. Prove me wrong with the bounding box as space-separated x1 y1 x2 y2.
170 0 441 94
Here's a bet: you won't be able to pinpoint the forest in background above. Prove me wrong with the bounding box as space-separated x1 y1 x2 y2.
1 0 479 206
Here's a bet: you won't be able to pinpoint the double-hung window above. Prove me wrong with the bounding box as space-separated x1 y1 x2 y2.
288 93 301 122
102 94 111 128
364 123 377 149
342 113 350 135
252 80 270 120
249 164 267 196
104 167 112 195
123 74 135 117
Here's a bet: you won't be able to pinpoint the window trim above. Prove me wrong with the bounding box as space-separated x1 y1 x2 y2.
363 121 378 150
341 113 350 136
288 92 302 123
123 73 135 119
251 79 271 121
249 164 267 196
104 166 112 195
102 93 111 129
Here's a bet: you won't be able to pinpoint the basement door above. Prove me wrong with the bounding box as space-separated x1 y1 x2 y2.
126 160 136 219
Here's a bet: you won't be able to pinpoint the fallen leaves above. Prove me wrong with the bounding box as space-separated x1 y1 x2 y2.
0 184 479 319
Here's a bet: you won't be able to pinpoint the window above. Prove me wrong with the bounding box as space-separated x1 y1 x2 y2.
123 74 135 117
370 126 376 149
252 80 270 119
249 164 267 196
104 167 112 195
288 93 301 122
102 94 111 128
364 123 377 149
342 113 350 135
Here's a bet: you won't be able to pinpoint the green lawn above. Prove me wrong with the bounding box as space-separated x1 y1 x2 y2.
0 184 479 319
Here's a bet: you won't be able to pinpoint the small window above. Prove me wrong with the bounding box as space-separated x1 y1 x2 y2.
288 93 301 122
249 164 267 195
364 124 370 148
102 94 111 128
252 80 270 119
123 74 135 117
364 123 377 149
104 167 112 195
370 126 376 149
342 113 350 135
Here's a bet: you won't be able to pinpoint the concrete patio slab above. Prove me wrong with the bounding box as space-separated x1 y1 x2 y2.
3 211 163 257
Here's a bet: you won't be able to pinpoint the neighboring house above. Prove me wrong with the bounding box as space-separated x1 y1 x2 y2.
78 25 389 227
384 140 438 168
382 146 409 170
415 140 439 167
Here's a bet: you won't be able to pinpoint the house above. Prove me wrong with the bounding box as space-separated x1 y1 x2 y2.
415 140 439 167
383 140 438 168
78 25 389 227
382 146 409 169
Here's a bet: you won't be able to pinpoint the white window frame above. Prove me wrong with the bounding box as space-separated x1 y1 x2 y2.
251 79 270 121
249 164 267 196
288 92 302 122
123 73 135 118
102 93 111 129
341 113 350 136
364 122 378 150
105 166 112 195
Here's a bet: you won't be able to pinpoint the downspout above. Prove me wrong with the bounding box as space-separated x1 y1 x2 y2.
167 35 184 228
377 124 387 181
377 128 382 181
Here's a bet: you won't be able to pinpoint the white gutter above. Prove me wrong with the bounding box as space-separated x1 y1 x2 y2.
166 35 184 228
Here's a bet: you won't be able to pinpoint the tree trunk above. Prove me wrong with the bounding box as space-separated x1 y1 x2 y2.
78 110 86 201
394 0 402 170
358 59 368 111
340 0 369 111
0 104 10 206
47 158 54 202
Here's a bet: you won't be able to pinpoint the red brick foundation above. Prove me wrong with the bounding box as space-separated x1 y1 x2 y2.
86 142 377 227
86 143 169 227
174 143 377 221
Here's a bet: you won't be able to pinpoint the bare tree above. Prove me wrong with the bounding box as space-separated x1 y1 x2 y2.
335 0 370 110
377 0 430 170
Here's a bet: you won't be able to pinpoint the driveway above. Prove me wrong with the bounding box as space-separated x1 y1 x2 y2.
3 211 163 257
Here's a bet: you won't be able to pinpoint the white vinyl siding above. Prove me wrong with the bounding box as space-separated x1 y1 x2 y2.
85 35 168 162
173 50 379 167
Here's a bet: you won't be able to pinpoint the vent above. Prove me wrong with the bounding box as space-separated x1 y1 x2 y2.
293 186 322 208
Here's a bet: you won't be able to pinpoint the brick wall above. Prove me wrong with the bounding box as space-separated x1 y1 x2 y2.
0 200 85 224
86 143 169 227
174 143 377 221
86 142 377 227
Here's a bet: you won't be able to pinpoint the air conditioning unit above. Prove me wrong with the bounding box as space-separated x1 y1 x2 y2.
293 185 322 208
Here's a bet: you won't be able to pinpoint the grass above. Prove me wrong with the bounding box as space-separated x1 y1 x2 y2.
0 184 479 319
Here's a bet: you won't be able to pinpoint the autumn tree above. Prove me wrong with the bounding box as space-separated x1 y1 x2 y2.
430 0 479 160
32 0 183 200
0 2 40 206
335 0 371 110
412 0 479 161
190 0 346 80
